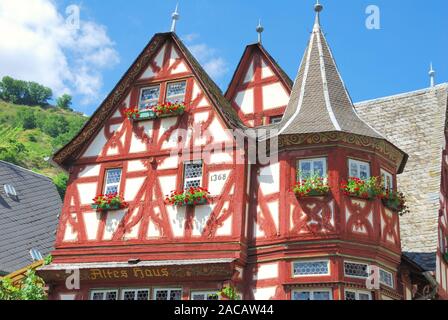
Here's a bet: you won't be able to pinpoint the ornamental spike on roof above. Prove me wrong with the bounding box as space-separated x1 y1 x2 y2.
277 3 383 139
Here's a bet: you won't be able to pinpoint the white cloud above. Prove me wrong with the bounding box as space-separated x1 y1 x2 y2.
0 0 119 108
183 34 228 80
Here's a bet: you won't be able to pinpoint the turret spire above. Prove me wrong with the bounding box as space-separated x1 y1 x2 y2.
314 0 323 30
429 62 436 88
170 3 180 33
256 19 264 44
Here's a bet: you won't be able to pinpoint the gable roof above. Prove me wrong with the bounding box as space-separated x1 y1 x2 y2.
52 32 244 170
276 13 383 139
355 83 448 257
0 161 61 274
225 42 293 99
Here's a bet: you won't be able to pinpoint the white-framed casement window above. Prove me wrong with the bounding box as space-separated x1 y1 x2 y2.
270 116 282 124
348 159 370 180
292 289 333 301
121 288 150 301
344 289 372 301
104 168 122 195
140 85 160 110
344 261 369 279
90 289 118 301
191 291 220 300
379 269 394 288
165 81 187 104
183 161 203 189
153 288 182 300
293 260 330 277
297 158 327 180
380 169 393 190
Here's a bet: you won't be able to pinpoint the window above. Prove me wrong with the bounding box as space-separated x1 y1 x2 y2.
191 291 219 300
344 261 369 278
90 290 118 300
380 269 394 288
381 169 393 190
183 161 203 189
140 85 160 110
348 159 370 180
292 289 332 301
154 288 182 300
297 158 327 180
121 289 150 301
270 116 282 124
104 169 122 195
293 260 330 277
166 81 187 104
3 184 17 198
344 290 372 301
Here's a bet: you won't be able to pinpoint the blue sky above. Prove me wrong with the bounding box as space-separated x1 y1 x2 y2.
2 1 447 115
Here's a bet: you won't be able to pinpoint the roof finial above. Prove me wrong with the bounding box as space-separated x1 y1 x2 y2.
314 0 323 30
429 62 436 88
170 3 180 33
256 19 264 44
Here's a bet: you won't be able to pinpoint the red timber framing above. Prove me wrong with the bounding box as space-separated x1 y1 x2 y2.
225 43 292 127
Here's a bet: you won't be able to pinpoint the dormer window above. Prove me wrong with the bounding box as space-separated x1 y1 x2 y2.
139 85 160 110
104 169 122 195
348 159 370 180
166 81 187 104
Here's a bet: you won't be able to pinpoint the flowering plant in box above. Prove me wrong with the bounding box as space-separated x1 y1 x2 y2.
123 107 140 119
154 102 186 117
91 193 129 211
293 174 330 197
380 189 409 216
165 187 210 206
341 177 382 200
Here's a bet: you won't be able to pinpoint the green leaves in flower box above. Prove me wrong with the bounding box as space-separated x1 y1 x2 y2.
165 187 210 206
91 193 129 212
293 174 330 198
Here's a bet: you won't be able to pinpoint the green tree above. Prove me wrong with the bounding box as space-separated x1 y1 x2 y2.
16 108 37 129
53 172 68 199
42 114 69 138
56 94 73 110
0 76 27 104
0 270 47 300
25 81 52 106
0 139 27 165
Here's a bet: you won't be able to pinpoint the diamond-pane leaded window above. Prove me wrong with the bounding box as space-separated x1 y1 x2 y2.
380 269 394 288
191 292 219 300
166 81 187 104
292 290 332 301
184 161 203 189
293 260 329 276
154 289 182 301
104 169 122 195
122 289 149 301
345 290 372 301
344 262 368 278
90 290 118 300
345 291 356 301
140 85 160 109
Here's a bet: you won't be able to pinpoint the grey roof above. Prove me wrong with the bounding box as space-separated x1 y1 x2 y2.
355 84 448 255
276 13 383 139
403 252 437 272
0 161 61 274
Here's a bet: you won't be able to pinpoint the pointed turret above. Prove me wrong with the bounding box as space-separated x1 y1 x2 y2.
278 3 382 139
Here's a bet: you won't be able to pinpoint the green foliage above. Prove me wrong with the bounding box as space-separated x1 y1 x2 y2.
293 173 330 197
16 108 37 129
0 270 47 300
43 255 53 266
56 94 73 111
53 173 69 199
0 139 27 165
220 286 240 300
42 114 69 138
0 76 52 106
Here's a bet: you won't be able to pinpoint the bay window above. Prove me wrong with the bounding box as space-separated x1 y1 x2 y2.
380 169 393 190
292 289 332 300
348 159 370 180
297 158 327 180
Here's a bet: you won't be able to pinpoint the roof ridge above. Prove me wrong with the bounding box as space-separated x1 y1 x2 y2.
0 160 52 181
355 83 448 105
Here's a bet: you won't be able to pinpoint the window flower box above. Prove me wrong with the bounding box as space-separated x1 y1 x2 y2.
293 175 330 198
165 187 210 206
341 177 381 200
124 102 185 121
154 102 185 118
91 193 129 212
380 190 409 216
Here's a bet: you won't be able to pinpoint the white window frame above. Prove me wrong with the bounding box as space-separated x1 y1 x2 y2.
379 269 395 289
183 160 203 190
292 260 330 278
139 85 160 110
297 157 327 180
165 80 187 104
90 289 119 301
344 289 373 301
348 159 371 180
153 288 183 301
190 291 219 300
380 169 394 190
103 168 122 195
343 261 369 279
120 288 150 301
291 288 333 301
270 116 282 124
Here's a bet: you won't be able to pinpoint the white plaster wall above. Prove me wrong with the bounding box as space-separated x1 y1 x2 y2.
234 89 254 114
82 128 107 158
159 155 180 170
192 204 215 236
124 177 146 201
158 175 177 198
63 220 77 241
258 162 280 195
77 183 98 205
262 83 289 110
103 210 127 240
208 169 231 196
127 160 147 172
243 60 254 83
167 206 186 237
252 287 276 300
267 201 279 232
83 211 100 240
261 59 274 79
78 165 100 178
253 263 279 280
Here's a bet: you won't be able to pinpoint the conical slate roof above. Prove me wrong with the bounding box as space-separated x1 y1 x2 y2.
277 10 383 139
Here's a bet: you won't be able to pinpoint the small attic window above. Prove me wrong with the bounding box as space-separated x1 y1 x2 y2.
29 248 43 261
4 184 17 198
